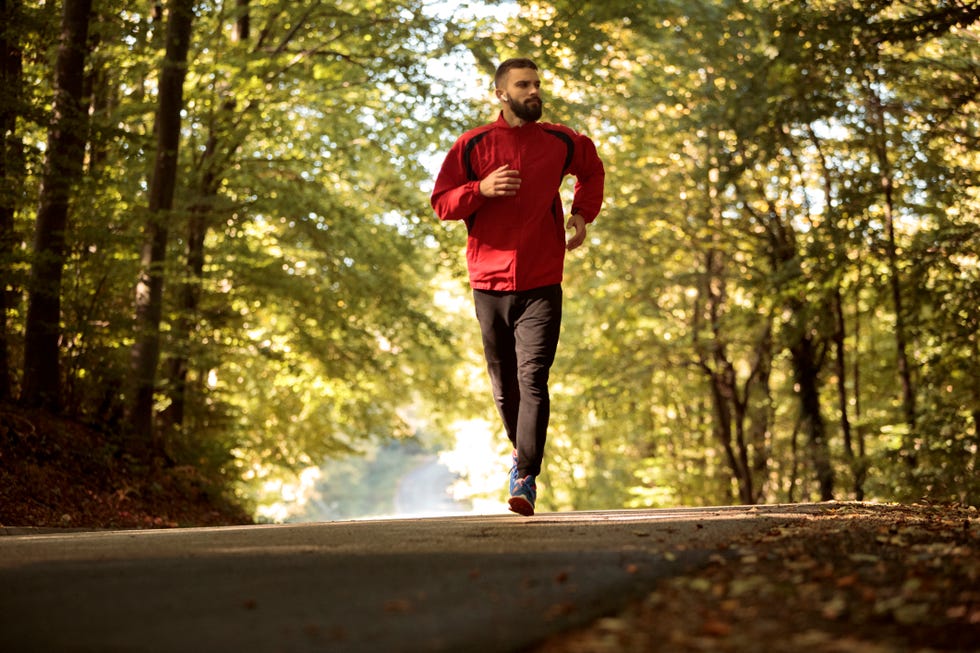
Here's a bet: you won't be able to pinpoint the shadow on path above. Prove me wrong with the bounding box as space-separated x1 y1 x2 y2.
0 504 828 653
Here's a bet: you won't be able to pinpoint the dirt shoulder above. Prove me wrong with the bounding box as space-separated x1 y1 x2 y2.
0 403 251 531
534 502 980 653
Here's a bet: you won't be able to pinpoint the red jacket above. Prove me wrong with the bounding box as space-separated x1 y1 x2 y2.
431 113 605 291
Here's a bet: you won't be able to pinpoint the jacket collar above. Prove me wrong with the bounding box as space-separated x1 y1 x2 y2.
495 112 541 131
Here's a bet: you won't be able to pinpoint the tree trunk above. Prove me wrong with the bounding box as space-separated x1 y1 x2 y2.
161 5 247 435
705 371 748 504
694 131 758 505
972 409 980 484
832 289 854 469
124 0 194 449
83 16 113 176
233 0 250 42
695 249 755 505
747 323 773 503
852 282 867 500
787 414 802 503
160 196 208 433
833 286 866 500
790 333 834 501
0 0 25 401
749 188 835 502
19 0 93 410
867 66 917 464
808 124 864 500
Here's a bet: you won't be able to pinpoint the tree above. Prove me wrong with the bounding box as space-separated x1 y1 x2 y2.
3 0 469 511
20 0 93 410
123 0 194 449
0 0 25 401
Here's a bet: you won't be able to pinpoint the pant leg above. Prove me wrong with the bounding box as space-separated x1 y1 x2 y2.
473 289 520 447
513 284 562 477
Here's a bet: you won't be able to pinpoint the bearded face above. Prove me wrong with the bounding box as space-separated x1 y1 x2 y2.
508 94 543 122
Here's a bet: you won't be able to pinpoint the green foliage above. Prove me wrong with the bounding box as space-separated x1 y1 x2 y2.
492 0 979 508
6 0 482 512
6 0 977 517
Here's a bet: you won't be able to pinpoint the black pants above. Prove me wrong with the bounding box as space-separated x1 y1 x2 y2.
473 284 562 478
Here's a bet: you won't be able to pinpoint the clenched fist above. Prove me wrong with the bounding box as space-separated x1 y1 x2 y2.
479 165 521 198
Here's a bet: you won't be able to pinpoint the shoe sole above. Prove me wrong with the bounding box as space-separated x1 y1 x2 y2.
508 496 534 517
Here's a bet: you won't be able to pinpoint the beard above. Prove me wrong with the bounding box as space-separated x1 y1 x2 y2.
509 96 543 122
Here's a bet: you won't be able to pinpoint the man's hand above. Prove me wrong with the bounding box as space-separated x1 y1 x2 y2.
479 165 521 198
566 213 587 251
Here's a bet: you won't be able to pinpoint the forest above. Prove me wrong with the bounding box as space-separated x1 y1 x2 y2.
1 0 978 521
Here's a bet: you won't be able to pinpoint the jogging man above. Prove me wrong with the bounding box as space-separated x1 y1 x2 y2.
431 57 605 516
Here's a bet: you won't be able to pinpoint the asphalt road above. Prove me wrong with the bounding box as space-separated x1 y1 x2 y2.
0 504 827 653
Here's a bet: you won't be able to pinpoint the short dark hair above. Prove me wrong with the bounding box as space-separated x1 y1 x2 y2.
494 58 538 88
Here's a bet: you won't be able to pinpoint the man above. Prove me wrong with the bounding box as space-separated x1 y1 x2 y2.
430 58 605 516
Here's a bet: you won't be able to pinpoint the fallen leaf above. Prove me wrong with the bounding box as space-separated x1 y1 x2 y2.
383 599 413 614
849 553 880 564
893 602 929 625
836 574 859 587
821 595 847 620
946 605 967 619
729 575 766 597
545 601 576 620
595 617 629 633
702 618 732 637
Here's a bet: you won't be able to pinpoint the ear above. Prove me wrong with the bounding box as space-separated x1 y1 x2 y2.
495 87 508 103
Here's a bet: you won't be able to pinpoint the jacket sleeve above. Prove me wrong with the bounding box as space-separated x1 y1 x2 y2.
430 137 487 222
568 133 605 224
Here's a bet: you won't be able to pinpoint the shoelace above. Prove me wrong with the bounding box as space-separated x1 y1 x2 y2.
515 476 535 491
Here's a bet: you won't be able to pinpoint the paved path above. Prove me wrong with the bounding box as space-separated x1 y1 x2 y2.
0 504 828 653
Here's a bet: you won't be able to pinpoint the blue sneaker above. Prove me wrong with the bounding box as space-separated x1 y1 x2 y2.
508 475 536 516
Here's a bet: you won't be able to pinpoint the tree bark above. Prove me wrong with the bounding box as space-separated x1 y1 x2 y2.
19 0 93 410
232 0 250 43
790 326 834 501
808 124 864 500
747 323 773 503
695 248 756 505
743 186 835 501
161 4 247 435
0 0 25 401
160 187 210 433
868 73 917 464
124 0 194 449
852 281 867 499
832 286 867 500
